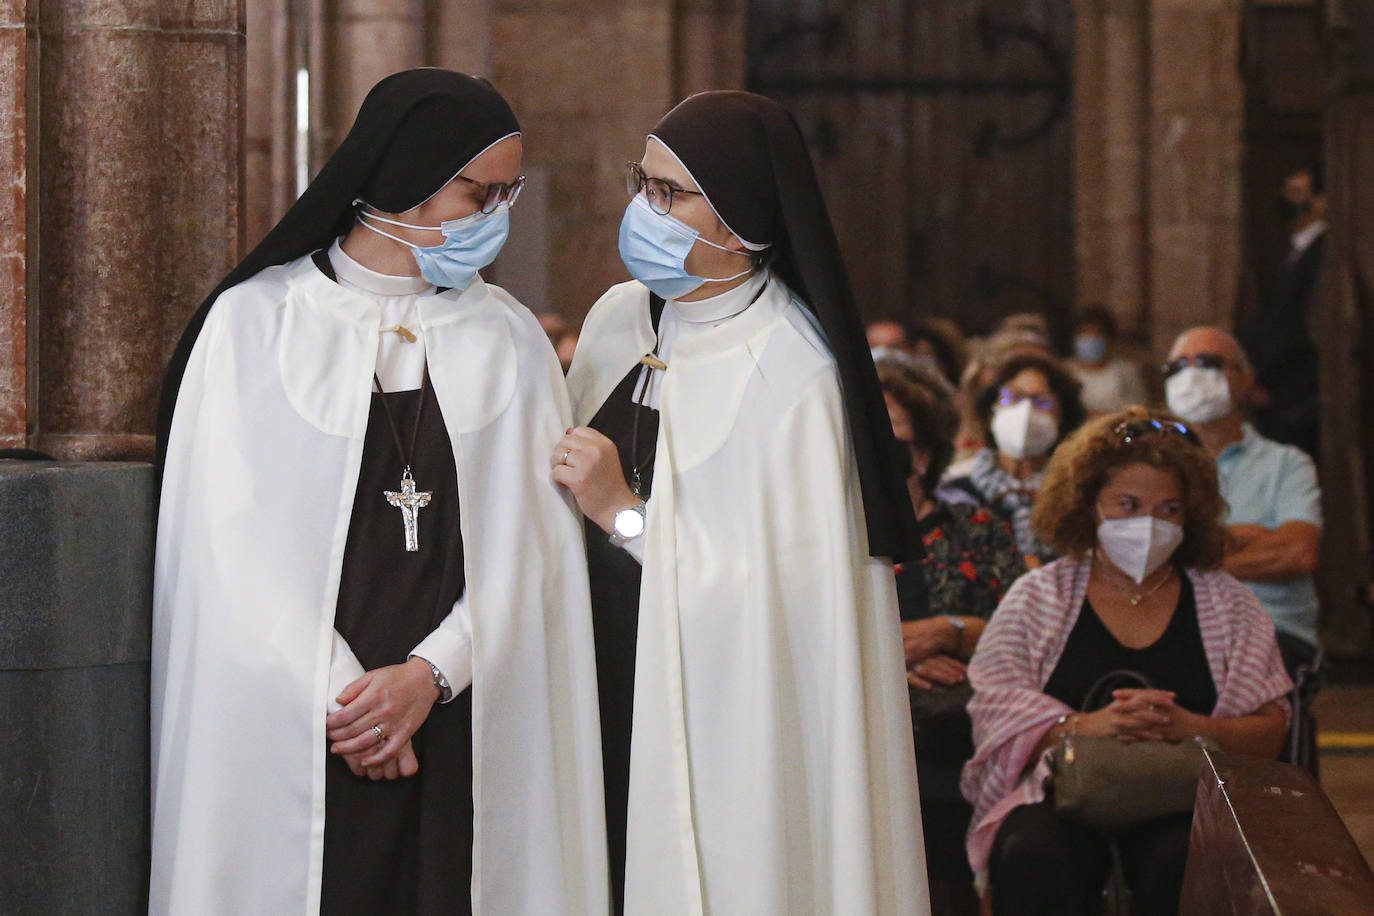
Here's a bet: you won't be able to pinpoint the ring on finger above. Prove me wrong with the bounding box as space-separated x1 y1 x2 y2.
371 724 386 744
561 448 572 465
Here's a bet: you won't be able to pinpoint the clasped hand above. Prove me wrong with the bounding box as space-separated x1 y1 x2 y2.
1077 688 1192 743
326 657 439 781
902 619 966 689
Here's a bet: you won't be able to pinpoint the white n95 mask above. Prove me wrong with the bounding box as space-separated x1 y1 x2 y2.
1097 515 1184 583
1165 366 1231 425
990 399 1058 460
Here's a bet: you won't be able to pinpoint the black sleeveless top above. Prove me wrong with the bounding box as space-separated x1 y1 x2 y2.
1043 574 1218 715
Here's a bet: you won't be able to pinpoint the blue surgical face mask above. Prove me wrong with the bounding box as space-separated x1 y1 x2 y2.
355 202 510 291
1074 334 1107 363
617 195 753 300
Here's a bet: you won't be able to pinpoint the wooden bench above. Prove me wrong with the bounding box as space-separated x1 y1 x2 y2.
1180 747 1374 915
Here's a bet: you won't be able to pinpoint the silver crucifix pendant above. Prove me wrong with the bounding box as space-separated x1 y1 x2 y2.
384 466 433 552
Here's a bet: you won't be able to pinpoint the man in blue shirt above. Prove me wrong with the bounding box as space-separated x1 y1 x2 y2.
1163 327 1322 673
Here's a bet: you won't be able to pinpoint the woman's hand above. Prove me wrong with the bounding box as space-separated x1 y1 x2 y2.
551 427 639 533
1074 688 1178 742
902 619 961 667
908 654 967 689
327 657 439 766
341 739 420 781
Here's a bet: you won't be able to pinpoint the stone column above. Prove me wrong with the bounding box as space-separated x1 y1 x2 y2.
0 2 35 450
1074 0 1245 359
244 0 292 250
32 2 244 461
1315 2 1374 655
1145 0 1245 352
319 0 425 158
1073 0 1150 339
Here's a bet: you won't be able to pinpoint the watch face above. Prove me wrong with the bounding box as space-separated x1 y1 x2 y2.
614 506 646 538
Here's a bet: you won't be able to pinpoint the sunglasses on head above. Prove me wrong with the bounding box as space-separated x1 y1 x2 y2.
1161 353 1226 378
1113 417 1201 446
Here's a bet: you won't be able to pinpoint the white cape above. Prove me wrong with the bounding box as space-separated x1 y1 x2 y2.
151 256 609 914
568 278 929 915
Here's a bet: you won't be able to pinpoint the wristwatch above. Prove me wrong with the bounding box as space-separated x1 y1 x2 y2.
945 615 967 650
416 656 453 704
609 499 648 547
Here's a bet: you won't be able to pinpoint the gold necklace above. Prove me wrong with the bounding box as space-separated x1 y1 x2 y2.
1096 555 1175 606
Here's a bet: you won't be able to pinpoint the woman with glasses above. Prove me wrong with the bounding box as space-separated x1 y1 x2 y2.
961 407 1292 915
152 70 607 914
942 352 1086 566
557 90 929 914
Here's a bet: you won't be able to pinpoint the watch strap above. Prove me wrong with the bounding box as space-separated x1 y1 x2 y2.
418 656 452 703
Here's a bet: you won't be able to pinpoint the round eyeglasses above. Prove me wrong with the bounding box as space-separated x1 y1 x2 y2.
455 173 526 214
626 161 704 216
997 389 1057 412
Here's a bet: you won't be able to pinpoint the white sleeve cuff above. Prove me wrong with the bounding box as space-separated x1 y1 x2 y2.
328 630 367 714
410 595 474 701
619 533 645 565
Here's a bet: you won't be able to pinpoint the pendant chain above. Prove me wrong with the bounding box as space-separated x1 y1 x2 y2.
1095 553 1177 606
628 355 657 498
373 368 429 478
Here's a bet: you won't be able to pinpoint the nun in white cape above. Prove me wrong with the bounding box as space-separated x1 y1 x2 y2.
150 70 608 915
559 90 930 916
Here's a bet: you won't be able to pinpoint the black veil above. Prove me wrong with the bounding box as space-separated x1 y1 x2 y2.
155 68 520 475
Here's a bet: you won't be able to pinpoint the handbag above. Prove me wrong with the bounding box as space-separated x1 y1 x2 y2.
1049 670 1216 832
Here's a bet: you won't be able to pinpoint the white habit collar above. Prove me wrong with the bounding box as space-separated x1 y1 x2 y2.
328 239 433 297
669 269 768 325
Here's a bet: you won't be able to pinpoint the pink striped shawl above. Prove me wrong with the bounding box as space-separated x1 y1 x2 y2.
959 555 1294 876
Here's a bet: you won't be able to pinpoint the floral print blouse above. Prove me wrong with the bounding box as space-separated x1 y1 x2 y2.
895 501 1027 622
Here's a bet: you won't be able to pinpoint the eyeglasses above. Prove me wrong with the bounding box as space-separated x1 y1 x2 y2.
1114 418 1201 446
455 173 526 214
997 389 1056 412
1161 352 1226 379
626 162 705 215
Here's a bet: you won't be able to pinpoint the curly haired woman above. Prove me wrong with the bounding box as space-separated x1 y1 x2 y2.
961 407 1292 915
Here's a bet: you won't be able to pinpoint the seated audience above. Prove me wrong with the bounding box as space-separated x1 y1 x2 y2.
996 312 1053 350
918 317 971 386
1164 327 1322 678
950 330 1054 466
868 316 914 352
870 316 966 387
878 357 1027 916
943 352 1086 565
1067 304 1147 416
962 407 1292 916
538 312 580 373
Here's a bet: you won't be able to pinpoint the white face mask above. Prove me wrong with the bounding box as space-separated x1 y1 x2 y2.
1165 366 1232 425
991 399 1058 460
1097 515 1184 584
